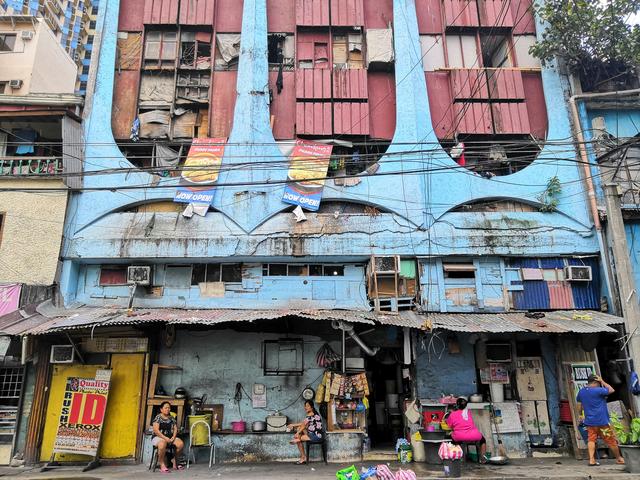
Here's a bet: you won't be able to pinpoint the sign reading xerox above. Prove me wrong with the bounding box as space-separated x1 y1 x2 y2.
174 138 226 204
282 140 333 211
53 370 112 457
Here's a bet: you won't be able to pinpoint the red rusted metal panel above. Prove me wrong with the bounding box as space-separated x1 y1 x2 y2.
333 69 367 99
511 0 536 34
451 69 489 100
296 0 330 26
477 0 513 28
548 281 574 310
487 69 525 100
522 72 547 140
333 102 370 135
296 102 332 135
491 102 530 134
426 72 455 139
112 70 140 140
268 0 296 32
210 71 238 137
143 0 179 24
118 0 145 31
179 0 215 25
297 30 331 66
215 0 243 31
442 0 479 28
455 102 493 135
367 72 395 139
330 0 364 26
270 71 296 139
295 69 331 99
363 0 392 29
415 0 442 34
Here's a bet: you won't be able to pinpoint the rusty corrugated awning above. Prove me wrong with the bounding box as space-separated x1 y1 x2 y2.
427 310 624 334
23 307 381 335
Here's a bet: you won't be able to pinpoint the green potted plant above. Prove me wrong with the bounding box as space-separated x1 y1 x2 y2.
610 413 640 472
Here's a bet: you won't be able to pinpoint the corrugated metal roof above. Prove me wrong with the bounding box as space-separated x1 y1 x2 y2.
376 311 428 329
0 304 48 335
429 310 623 334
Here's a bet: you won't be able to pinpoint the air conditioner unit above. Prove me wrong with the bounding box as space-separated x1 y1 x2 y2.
9 80 23 89
127 266 152 285
21 30 34 40
50 345 74 363
565 265 592 282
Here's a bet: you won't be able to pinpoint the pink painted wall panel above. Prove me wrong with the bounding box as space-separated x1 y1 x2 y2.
268 0 296 32
367 72 395 140
548 281 574 309
179 0 216 25
330 0 364 26
426 72 455 139
522 73 547 140
511 0 536 34
491 102 530 134
363 0 392 29
478 0 513 28
415 0 442 34
451 69 489 100
296 102 332 135
119 0 145 31
269 71 296 139
210 71 238 137
333 69 367 99
297 30 331 62
143 0 179 24
455 102 493 135
295 69 331 98
296 0 330 26
215 0 243 31
488 69 525 100
112 70 141 140
334 102 370 135
442 0 479 28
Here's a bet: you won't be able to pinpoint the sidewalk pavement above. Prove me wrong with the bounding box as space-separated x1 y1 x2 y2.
0 458 634 479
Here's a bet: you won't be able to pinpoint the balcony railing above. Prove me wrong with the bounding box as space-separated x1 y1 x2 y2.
0 156 63 176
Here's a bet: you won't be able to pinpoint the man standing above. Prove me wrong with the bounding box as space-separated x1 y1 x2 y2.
576 374 625 466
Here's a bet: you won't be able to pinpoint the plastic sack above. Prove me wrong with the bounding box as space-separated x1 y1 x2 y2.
395 438 410 452
336 465 360 480
438 442 464 460
375 465 395 480
360 466 378 480
395 470 417 480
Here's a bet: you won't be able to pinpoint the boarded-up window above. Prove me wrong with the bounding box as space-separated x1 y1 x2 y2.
139 73 175 107
116 32 143 70
333 32 363 69
99 267 128 285
420 35 445 71
214 33 241 70
513 35 540 68
176 71 210 104
445 35 479 68
144 31 178 69
179 31 212 69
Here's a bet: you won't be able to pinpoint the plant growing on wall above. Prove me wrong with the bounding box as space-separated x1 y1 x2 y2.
530 0 640 91
537 176 561 212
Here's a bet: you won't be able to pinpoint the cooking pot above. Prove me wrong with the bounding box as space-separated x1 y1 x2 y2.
252 421 267 432
470 394 483 403
231 421 246 433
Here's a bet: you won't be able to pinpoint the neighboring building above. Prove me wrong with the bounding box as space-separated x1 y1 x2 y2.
4 0 630 466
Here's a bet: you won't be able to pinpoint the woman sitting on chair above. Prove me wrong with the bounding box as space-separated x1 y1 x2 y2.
152 401 185 473
445 397 487 463
287 400 323 464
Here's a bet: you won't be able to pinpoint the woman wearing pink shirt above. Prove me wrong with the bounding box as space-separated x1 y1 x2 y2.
445 397 487 463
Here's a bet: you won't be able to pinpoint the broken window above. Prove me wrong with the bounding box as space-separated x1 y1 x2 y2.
325 142 388 183
262 264 345 276
333 32 363 69
480 35 512 68
214 33 241 70
443 263 476 279
268 33 295 70
176 71 210 104
179 31 212 69
143 31 178 69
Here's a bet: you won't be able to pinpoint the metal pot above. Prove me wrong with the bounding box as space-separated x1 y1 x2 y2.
252 421 267 432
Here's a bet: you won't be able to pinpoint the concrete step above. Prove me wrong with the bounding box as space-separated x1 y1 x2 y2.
363 449 397 462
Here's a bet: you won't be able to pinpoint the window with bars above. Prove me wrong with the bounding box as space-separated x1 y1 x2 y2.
0 367 24 400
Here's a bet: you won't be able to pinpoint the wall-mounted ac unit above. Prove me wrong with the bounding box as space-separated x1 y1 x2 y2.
565 265 592 282
127 266 152 285
50 345 74 363
21 30 34 40
9 80 23 89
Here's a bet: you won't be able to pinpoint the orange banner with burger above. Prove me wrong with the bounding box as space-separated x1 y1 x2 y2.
282 140 333 211
174 138 226 204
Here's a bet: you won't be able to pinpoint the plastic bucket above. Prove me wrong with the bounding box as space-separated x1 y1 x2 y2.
411 438 426 462
490 383 504 403
443 459 462 478
188 415 210 446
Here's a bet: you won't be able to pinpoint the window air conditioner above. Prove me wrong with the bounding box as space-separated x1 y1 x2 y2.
50 345 74 363
127 266 152 285
21 30 34 40
565 265 592 282
9 80 23 89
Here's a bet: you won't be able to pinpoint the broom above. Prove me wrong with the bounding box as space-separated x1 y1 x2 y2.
490 399 509 459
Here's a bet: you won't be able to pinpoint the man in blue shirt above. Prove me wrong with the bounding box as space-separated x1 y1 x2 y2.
576 374 625 467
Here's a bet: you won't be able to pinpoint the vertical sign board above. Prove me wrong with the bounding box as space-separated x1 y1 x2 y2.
282 140 333 211
174 137 226 205
52 370 112 457
570 362 596 399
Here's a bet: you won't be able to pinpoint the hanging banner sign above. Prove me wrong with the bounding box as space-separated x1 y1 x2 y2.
174 137 226 205
282 140 333 211
0 283 21 316
52 370 112 456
